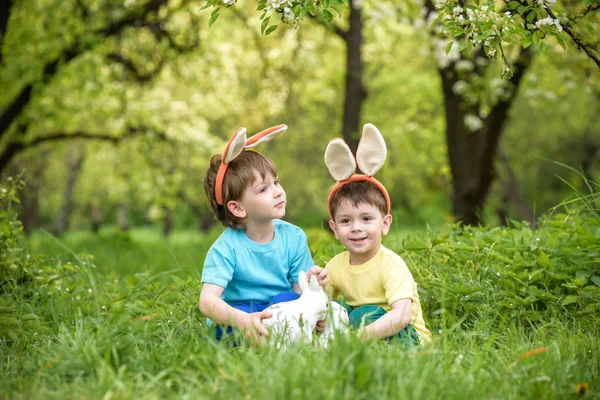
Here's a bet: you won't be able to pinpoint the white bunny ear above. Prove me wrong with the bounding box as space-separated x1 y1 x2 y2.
298 270 308 293
309 274 320 291
324 138 356 181
223 128 247 163
356 123 386 176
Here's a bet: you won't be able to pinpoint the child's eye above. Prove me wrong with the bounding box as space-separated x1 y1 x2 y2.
363 216 372 221
340 219 350 224
274 180 280 186
259 186 268 193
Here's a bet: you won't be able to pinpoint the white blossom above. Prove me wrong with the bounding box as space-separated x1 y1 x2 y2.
535 17 562 32
455 60 474 72
283 6 295 21
452 80 468 95
464 114 483 132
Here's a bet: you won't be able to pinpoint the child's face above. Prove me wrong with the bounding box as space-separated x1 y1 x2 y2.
329 199 392 265
230 170 286 224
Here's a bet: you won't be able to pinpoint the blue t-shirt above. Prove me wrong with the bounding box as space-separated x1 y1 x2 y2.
201 219 314 305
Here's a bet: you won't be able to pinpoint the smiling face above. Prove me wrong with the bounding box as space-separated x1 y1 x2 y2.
230 170 286 224
329 199 392 265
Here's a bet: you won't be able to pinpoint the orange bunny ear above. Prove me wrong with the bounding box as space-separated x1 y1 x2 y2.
214 124 287 206
245 124 287 148
223 128 247 163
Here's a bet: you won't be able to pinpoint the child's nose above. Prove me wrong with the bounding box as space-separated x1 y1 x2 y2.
274 185 284 197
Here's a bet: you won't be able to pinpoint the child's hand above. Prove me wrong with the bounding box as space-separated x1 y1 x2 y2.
315 320 326 333
239 311 272 345
307 266 329 287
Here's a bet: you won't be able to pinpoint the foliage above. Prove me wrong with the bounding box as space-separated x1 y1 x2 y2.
200 0 599 73
202 0 349 34
405 213 600 331
0 176 38 290
433 0 599 74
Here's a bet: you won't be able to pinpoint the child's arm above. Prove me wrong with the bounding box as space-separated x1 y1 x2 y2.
360 298 412 340
199 283 272 343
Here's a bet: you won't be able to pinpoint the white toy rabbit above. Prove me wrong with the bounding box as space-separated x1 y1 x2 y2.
261 271 328 348
318 301 350 348
261 271 349 348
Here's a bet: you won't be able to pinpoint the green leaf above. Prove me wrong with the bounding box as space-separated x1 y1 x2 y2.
445 40 454 55
265 25 278 35
208 9 220 28
507 1 521 9
554 32 569 50
561 295 578 306
261 16 270 35
591 276 600 287
538 251 549 267
322 9 333 23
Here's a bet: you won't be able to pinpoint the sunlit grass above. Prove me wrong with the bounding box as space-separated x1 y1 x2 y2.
2 212 599 399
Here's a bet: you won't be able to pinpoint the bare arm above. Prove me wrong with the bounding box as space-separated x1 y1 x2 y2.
360 299 412 340
199 283 271 343
292 282 302 294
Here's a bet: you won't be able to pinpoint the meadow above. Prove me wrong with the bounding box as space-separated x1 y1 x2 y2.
1 187 599 399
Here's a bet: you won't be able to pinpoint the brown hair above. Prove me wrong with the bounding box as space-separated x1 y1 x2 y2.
204 150 278 230
329 180 388 220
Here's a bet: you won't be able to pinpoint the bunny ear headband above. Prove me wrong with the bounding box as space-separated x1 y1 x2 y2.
324 123 390 219
215 124 287 205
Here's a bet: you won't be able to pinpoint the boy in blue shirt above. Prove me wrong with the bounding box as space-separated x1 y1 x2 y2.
199 125 327 344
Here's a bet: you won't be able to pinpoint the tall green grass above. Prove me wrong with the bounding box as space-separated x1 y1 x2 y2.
1 178 599 398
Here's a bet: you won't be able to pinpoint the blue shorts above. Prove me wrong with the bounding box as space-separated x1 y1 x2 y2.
212 291 300 341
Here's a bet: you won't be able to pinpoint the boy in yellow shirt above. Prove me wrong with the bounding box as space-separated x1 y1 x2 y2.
318 123 430 345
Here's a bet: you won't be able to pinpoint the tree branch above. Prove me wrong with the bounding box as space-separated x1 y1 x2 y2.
0 0 168 141
545 5 600 69
0 126 168 173
107 53 166 82
0 0 13 65
310 15 347 40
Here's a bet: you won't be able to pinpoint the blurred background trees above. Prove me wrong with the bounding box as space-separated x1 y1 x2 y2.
1 0 598 235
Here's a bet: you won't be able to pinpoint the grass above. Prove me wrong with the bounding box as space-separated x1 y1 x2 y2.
1 212 599 399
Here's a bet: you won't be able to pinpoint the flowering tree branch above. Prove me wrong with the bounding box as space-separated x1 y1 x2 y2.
544 5 600 68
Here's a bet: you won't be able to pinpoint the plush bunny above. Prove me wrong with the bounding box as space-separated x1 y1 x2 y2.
324 123 390 219
318 301 350 348
261 271 329 348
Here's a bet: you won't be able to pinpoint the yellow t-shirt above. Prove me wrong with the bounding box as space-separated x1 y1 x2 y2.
325 246 431 342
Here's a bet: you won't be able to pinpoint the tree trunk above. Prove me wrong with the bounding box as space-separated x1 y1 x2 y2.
117 203 129 232
496 147 535 226
53 146 85 235
90 201 102 233
439 49 532 225
340 0 366 153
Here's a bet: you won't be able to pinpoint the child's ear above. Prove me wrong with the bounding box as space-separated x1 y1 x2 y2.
227 200 246 219
382 214 392 235
328 220 340 239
